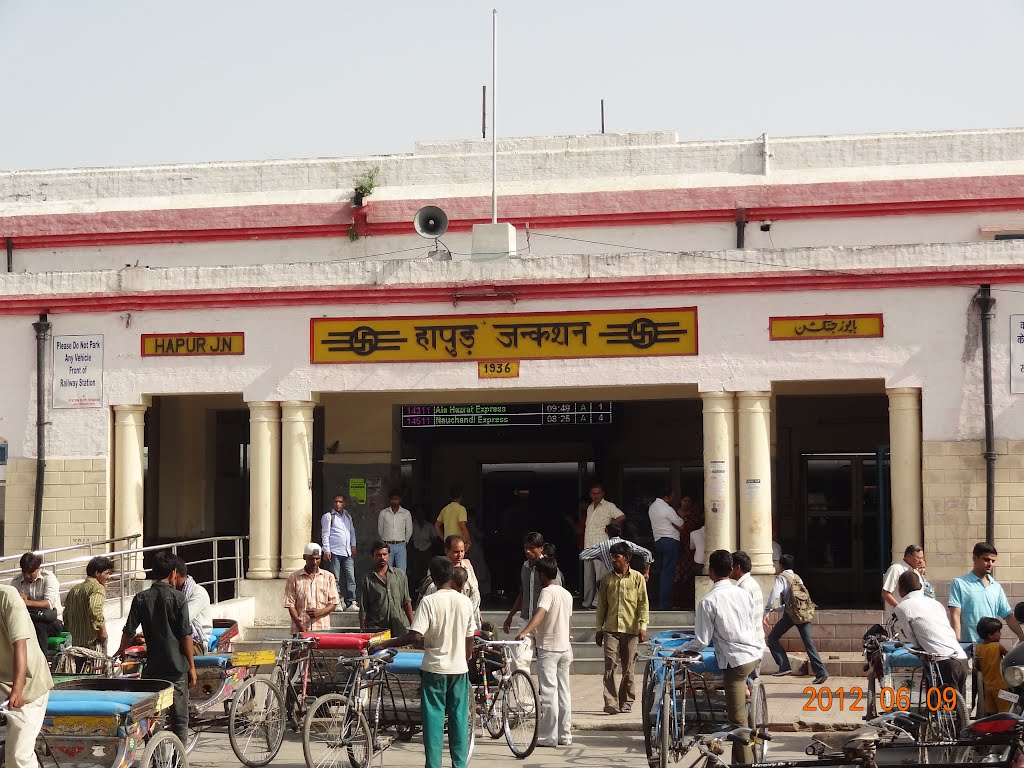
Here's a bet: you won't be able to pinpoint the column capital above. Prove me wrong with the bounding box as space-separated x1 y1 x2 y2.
247 401 281 423
112 403 148 414
700 391 736 409
113 404 147 426
281 401 316 423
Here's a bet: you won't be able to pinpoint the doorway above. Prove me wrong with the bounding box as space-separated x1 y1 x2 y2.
800 453 886 606
480 462 587 599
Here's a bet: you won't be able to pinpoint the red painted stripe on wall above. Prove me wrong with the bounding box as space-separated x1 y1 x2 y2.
2 175 1024 250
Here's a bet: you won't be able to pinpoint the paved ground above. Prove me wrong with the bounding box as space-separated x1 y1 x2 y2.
189 726 830 768
572 673 867 731
186 673 871 768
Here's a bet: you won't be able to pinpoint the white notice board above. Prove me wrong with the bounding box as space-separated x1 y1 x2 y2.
53 335 104 408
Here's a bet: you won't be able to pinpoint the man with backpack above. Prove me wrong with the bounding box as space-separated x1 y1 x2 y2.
764 554 829 685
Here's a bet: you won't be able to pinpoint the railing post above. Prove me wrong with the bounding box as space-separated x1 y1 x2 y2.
213 540 219 604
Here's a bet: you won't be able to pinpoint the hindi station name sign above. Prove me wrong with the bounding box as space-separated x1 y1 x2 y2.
53 334 104 409
311 308 697 364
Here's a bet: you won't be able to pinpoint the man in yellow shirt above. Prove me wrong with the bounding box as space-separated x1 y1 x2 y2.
434 486 472 550
596 542 649 715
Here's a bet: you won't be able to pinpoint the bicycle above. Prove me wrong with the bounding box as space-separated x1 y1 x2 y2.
895 645 969 763
470 638 539 759
302 648 398 768
640 648 768 768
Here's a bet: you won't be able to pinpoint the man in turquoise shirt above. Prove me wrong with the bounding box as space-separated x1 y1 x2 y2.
948 542 1024 643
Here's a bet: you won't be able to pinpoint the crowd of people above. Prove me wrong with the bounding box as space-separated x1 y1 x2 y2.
5 485 1024 768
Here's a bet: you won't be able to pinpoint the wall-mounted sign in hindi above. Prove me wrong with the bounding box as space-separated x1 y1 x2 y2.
769 314 883 341
53 334 104 409
141 333 244 357
311 308 697 363
1011 315 1024 394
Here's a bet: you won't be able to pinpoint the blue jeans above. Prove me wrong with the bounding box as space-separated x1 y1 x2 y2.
654 537 680 610
387 542 408 572
324 553 356 606
766 613 827 678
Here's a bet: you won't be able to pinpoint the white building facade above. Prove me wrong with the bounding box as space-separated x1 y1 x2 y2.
3 128 1024 612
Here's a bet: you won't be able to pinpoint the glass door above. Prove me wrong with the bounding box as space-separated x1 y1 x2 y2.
801 454 881 607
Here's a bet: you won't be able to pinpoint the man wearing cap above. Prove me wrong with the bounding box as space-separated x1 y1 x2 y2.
284 544 339 633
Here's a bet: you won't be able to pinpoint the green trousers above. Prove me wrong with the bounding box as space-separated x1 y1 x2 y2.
420 670 470 768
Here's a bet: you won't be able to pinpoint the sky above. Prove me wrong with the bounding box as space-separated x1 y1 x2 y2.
2 0 1024 172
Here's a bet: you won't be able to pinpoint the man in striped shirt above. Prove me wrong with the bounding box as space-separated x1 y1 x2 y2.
63 556 114 652
578 523 653 582
284 544 339 633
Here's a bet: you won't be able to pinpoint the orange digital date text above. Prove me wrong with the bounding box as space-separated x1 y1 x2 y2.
802 686 959 712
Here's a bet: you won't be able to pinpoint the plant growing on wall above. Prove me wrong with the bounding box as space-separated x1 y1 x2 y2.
352 166 380 207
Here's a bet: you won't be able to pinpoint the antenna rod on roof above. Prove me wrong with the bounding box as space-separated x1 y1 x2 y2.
482 85 487 139
491 8 497 224
601 99 605 134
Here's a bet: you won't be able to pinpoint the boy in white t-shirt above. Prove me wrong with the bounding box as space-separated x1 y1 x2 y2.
516 556 573 747
381 557 475 768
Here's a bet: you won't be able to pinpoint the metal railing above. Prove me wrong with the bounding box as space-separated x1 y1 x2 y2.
0 535 248 617
0 534 142 570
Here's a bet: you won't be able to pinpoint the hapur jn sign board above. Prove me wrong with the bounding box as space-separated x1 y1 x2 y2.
53 335 104 409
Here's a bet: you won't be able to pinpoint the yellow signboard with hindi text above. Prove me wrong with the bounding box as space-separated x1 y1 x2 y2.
769 314 883 341
310 308 697 364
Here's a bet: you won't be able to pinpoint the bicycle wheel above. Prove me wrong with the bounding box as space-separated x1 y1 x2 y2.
660 684 670 768
918 689 969 764
502 669 539 759
184 721 203 754
302 693 372 768
467 700 479 760
485 686 505 739
229 676 286 768
747 679 769 762
642 666 661 764
272 664 302 732
140 730 187 768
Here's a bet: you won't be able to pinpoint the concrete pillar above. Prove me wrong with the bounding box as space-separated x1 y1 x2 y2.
701 392 737 555
280 401 315 577
887 387 923 563
113 404 147 543
738 391 774 576
246 402 281 579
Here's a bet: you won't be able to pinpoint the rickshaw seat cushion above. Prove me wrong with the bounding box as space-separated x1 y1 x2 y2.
194 654 231 668
687 649 721 674
124 645 147 656
299 632 374 650
387 652 424 675
208 628 228 651
47 690 153 717
650 630 696 644
883 641 974 670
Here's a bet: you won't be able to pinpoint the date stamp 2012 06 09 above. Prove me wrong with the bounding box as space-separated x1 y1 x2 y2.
803 687 960 712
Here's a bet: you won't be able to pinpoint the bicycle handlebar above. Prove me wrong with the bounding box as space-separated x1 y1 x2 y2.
474 639 528 647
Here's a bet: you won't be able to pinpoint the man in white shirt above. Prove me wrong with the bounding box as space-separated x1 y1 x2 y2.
581 483 625 610
648 489 684 610
882 545 925 618
894 569 968 696
12 553 64 652
730 550 766 677
516 557 573 748
689 524 706 576
381 557 475 768
378 491 414 572
679 550 761 765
